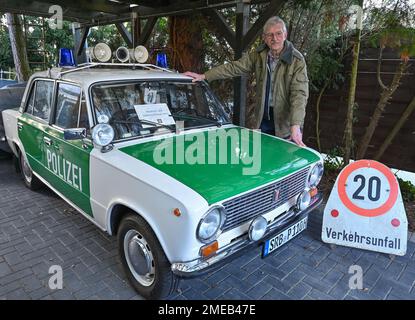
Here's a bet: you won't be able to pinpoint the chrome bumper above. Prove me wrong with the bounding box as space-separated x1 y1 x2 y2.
171 193 323 277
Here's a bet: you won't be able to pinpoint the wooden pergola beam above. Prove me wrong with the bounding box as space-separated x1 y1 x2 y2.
115 23 133 47
242 0 286 51
132 13 141 48
232 1 250 126
47 0 130 15
75 26 89 57
137 17 158 45
205 9 236 50
0 0 92 22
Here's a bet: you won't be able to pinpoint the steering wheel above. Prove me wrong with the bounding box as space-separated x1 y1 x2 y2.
110 108 139 123
108 109 142 139
172 107 199 117
110 108 175 136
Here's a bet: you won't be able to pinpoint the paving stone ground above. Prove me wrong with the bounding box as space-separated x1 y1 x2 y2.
0 157 414 300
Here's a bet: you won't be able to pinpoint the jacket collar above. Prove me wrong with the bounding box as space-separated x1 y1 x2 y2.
256 40 294 65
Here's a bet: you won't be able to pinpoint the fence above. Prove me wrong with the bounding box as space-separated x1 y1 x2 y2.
304 47 415 172
0 69 17 88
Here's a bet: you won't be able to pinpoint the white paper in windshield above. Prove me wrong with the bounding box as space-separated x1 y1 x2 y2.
134 103 175 128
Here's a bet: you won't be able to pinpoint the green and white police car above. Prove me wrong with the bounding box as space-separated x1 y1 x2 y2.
2 63 323 299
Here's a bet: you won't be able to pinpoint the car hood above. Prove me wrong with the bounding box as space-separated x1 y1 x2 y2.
119 127 320 205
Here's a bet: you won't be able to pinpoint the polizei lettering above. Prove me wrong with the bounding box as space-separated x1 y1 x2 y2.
46 149 82 192
325 227 401 250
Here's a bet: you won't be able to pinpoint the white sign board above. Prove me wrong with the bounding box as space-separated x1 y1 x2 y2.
134 103 175 128
322 160 407 256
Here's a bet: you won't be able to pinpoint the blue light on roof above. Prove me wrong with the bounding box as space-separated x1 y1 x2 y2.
59 48 76 67
156 52 168 69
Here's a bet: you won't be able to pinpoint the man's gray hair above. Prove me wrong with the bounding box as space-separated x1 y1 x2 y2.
263 16 287 33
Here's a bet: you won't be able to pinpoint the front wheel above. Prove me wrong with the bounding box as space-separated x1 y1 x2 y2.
19 151 43 190
117 213 179 299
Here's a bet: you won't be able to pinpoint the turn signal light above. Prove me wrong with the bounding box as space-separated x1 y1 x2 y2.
309 187 318 197
200 241 218 257
173 208 181 217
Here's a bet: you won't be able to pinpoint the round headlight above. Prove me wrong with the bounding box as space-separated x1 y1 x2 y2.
297 189 311 211
249 216 268 241
197 207 226 243
308 163 323 187
92 124 115 147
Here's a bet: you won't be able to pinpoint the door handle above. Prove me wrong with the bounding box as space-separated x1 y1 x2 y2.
82 141 92 150
17 122 23 130
44 137 52 146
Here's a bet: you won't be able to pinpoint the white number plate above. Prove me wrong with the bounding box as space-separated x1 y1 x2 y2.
262 216 308 258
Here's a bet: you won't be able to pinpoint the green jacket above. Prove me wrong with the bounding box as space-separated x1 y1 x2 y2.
204 40 309 138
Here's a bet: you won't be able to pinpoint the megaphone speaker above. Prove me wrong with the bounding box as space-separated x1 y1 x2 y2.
133 45 149 63
115 46 130 63
93 43 112 62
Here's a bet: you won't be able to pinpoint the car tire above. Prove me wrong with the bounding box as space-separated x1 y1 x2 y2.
19 151 43 190
118 213 179 299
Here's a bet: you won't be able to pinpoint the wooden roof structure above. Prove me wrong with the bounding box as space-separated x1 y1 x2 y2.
1 0 288 125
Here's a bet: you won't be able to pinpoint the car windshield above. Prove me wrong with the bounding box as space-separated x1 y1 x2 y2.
90 80 231 141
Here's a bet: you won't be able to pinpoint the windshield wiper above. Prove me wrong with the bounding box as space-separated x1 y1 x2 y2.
170 113 224 127
111 118 176 132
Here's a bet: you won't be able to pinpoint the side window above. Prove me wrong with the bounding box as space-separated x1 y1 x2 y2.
25 82 36 115
33 80 54 121
54 83 81 129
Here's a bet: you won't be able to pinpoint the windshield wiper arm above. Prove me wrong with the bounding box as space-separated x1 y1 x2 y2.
170 113 224 127
111 118 176 131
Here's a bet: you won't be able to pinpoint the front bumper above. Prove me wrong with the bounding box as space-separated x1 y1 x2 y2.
171 192 323 278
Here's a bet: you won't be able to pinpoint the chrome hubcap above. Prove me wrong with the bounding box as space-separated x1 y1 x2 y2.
123 229 155 287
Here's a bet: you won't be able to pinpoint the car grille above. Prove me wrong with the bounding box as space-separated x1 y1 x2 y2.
222 166 309 231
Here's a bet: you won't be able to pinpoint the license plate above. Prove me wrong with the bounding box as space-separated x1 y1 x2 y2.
262 216 308 258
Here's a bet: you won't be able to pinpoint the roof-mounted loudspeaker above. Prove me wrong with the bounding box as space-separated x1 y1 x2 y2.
87 43 112 62
132 46 149 63
115 45 149 63
115 46 130 63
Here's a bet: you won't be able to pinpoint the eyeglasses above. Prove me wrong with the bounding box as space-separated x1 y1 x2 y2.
264 31 285 39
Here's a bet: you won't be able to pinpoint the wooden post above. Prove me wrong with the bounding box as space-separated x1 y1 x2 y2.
233 1 250 126
132 12 140 48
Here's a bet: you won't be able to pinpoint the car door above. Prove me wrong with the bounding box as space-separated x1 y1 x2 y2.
18 79 54 178
43 81 94 217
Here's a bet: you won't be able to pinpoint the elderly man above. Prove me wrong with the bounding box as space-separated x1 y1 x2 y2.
184 16 309 146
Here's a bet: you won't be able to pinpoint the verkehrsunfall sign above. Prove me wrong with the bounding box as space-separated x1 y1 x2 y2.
322 160 407 256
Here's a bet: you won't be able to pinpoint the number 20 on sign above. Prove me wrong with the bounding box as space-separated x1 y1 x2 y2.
322 160 407 256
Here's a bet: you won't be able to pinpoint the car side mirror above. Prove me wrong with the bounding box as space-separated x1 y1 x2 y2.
63 128 87 140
